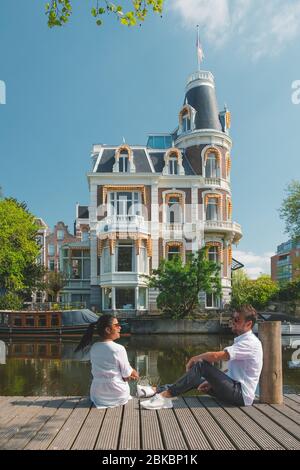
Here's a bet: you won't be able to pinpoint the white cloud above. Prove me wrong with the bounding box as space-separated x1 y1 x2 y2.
168 0 300 59
233 250 274 279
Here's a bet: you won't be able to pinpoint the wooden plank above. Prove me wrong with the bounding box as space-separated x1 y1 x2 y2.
48 397 91 450
242 405 300 450
271 403 300 425
253 403 300 440
184 397 235 450
24 397 80 450
0 397 50 448
157 407 188 450
222 405 284 450
286 394 300 405
94 405 123 450
140 406 164 450
198 396 259 450
0 397 40 426
71 406 106 450
118 399 140 450
1 397 65 450
284 396 300 414
173 398 211 450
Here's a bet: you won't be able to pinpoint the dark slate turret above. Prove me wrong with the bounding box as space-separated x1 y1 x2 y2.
184 71 222 132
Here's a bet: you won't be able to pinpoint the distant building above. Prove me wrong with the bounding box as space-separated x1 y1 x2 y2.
271 240 300 283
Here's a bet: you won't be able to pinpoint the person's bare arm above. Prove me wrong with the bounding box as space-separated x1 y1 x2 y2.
186 351 230 371
123 368 139 381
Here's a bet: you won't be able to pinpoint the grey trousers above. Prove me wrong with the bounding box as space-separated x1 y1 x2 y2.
158 360 245 406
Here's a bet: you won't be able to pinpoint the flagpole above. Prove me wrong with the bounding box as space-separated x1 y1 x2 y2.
197 25 200 72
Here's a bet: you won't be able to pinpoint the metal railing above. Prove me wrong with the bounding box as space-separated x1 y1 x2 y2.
23 301 86 311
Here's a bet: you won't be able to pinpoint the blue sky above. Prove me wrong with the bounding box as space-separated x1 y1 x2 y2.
1 0 300 277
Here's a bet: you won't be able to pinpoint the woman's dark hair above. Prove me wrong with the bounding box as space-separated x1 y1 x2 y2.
74 314 116 352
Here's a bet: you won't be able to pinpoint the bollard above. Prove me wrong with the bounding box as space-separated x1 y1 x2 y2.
258 321 283 404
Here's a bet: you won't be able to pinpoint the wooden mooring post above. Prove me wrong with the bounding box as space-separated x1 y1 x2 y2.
258 321 283 405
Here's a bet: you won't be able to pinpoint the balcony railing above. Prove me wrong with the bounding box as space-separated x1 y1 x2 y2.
205 220 242 239
98 215 149 234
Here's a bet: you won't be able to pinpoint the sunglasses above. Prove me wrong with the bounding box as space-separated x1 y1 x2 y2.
112 323 121 328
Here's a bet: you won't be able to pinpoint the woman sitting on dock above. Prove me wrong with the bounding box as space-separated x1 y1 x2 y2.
75 314 139 409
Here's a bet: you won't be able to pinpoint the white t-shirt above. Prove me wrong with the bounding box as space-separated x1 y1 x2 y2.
224 330 263 406
89 341 133 409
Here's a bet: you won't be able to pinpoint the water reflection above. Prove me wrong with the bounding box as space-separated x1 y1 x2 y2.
0 335 299 396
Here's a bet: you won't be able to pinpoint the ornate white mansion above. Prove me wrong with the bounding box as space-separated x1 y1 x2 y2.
60 68 243 314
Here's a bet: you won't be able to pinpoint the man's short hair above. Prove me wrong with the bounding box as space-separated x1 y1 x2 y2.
236 304 257 327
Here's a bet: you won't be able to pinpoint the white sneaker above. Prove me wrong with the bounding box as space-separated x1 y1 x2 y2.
136 384 156 398
140 394 173 410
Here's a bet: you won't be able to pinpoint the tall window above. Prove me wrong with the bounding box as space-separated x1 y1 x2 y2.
206 197 219 221
109 192 141 216
167 196 182 224
168 156 178 175
48 244 55 256
103 288 112 309
119 151 129 172
103 246 110 273
205 153 220 178
82 231 89 242
206 293 220 309
182 112 190 132
116 242 134 272
208 246 219 264
57 230 65 241
167 245 181 261
139 246 148 273
62 249 90 280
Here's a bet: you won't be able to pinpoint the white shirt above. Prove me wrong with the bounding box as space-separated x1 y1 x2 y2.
224 330 263 406
89 341 133 409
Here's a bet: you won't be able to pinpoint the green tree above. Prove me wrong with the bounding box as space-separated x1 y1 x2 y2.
146 248 221 319
45 0 164 28
279 180 300 241
45 271 67 302
0 198 41 294
276 278 300 302
231 272 278 311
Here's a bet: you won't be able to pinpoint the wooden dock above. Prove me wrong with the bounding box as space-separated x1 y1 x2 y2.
0 394 300 450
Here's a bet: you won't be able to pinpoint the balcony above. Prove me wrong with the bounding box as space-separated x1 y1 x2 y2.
204 178 230 191
204 220 242 242
97 215 150 236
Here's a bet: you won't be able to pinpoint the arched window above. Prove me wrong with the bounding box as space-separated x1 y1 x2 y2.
163 148 184 176
168 156 178 175
113 145 135 173
182 111 190 132
167 195 182 224
206 196 220 221
208 246 219 264
119 150 129 173
166 242 182 261
205 152 220 178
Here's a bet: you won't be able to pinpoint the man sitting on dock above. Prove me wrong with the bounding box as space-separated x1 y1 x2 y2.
141 304 263 410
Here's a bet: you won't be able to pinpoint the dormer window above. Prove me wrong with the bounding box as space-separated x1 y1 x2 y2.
182 112 190 132
179 104 196 134
163 148 185 176
168 156 178 175
119 151 129 173
113 144 136 173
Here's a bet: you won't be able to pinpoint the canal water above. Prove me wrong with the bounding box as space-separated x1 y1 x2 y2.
0 335 299 396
